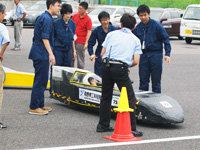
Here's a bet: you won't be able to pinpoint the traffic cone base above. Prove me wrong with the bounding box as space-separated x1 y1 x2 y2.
103 135 142 142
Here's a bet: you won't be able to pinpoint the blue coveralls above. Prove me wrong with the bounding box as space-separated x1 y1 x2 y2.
28 11 54 109
88 25 117 77
133 18 171 93
53 18 76 66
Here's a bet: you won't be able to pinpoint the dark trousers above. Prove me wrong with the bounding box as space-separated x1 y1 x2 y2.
99 63 137 131
30 60 49 109
94 59 102 77
139 52 163 93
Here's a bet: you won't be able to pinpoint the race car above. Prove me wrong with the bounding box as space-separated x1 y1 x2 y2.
51 66 184 124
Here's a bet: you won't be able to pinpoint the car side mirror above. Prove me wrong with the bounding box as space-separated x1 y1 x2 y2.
180 14 183 18
115 14 121 18
160 18 167 23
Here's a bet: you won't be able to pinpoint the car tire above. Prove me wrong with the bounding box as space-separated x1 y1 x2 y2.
185 37 192 44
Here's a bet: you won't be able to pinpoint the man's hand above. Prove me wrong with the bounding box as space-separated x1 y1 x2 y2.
73 51 77 60
164 56 170 64
90 54 97 64
0 55 3 61
84 43 88 50
49 53 56 66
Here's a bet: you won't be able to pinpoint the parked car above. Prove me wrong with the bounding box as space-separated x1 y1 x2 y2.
180 4 200 44
150 8 184 39
3 10 12 25
23 1 77 26
88 6 136 29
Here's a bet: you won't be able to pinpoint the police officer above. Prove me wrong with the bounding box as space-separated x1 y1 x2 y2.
96 14 143 137
133 5 171 93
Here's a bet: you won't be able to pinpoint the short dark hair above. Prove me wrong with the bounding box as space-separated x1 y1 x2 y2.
0 3 6 14
98 11 110 22
137 5 150 15
61 3 72 16
46 0 61 9
120 13 136 29
79 1 88 10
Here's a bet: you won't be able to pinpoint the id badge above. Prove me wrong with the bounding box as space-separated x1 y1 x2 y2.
142 41 145 49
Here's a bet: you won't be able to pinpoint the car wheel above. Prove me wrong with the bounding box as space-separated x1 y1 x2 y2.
185 37 192 44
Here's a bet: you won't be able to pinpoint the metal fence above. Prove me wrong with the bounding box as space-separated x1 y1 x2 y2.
102 0 189 9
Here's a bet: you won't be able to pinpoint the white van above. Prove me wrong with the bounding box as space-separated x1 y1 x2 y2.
180 4 200 44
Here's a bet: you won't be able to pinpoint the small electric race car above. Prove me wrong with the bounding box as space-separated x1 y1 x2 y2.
51 66 184 124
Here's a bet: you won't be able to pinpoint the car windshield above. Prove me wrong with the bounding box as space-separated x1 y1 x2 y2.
183 7 200 20
26 4 46 11
89 7 115 15
150 10 162 20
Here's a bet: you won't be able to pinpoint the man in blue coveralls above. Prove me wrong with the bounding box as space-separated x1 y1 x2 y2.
28 0 61 115
49 3 76 95
53 3 76 67
133 5 171 93
88 11 117 77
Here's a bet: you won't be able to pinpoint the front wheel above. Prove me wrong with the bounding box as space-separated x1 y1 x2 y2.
185 37 192 44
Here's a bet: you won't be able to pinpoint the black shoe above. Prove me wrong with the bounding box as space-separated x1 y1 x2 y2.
96 124 114 132
132 130 143 137
0 122 7 129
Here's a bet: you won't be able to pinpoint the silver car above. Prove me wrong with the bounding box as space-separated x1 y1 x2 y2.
23 1 77 26
88 6 136 29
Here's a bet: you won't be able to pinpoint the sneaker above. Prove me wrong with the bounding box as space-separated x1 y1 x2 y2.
0 122 7 129
29 108 48 115
132 130 143 137
11 48 21 51
40 107 52 112
96 124 114 132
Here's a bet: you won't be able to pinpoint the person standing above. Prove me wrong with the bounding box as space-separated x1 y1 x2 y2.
71 1 92 69
49 3 76 94
11 0 26 51
28 0 61 115
97 14 143 137
88 11 117 77
133 5 171 93
53 3 76 67
0 3 10 129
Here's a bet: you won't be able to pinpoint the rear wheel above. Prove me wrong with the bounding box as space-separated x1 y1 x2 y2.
178 36 183 40
185 37 192 44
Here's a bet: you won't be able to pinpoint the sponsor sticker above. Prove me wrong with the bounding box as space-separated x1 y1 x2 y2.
159 101 173 108
79 88 120 106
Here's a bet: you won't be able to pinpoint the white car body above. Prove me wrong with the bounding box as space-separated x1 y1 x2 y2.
88 6 136 29
180 4 200 44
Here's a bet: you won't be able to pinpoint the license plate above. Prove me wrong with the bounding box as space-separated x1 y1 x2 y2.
185 30 192 34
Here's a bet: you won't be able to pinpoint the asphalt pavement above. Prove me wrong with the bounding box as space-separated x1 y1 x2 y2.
0 26 200 150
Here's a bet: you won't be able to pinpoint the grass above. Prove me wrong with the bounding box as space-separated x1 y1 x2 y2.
101 0 200 9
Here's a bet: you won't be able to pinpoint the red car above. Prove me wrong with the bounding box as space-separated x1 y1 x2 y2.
150 8 184 39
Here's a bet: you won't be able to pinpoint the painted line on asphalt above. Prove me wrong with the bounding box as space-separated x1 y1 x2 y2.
28 135 200 150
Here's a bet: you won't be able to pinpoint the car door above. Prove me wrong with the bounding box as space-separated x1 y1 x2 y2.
169 11 181 36
160 11 173 35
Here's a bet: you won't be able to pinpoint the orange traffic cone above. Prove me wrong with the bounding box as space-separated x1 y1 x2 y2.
103 87 142 142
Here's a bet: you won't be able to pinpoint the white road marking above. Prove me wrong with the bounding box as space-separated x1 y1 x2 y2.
28 135 200 150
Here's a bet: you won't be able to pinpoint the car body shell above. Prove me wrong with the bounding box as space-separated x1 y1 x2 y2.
51 66 184 124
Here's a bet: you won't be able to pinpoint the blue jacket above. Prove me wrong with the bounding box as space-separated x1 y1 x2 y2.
133 18 171 56
54 18 76 52
29 11 54 60
88 24 117 63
